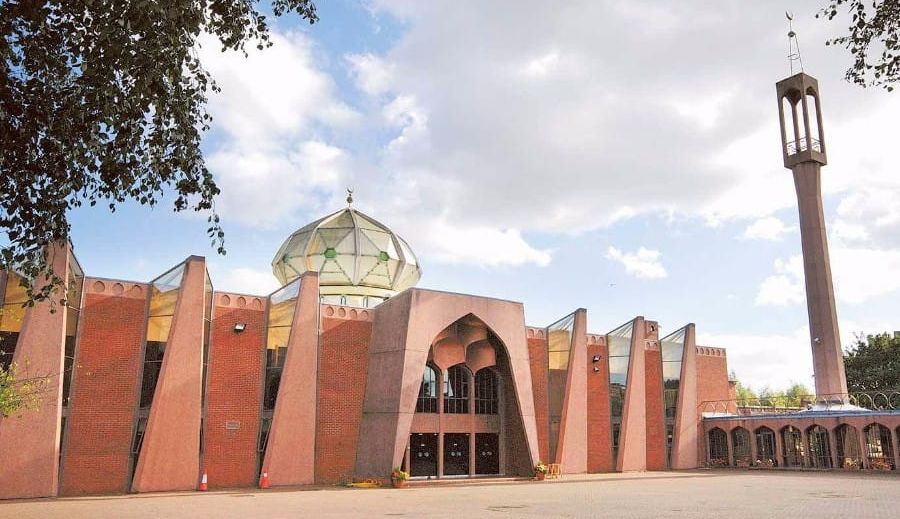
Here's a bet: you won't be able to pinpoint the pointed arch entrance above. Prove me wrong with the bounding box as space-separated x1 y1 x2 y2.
402 315 510 478
354 289 539 480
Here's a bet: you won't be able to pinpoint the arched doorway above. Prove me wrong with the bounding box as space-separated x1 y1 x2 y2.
781 426 804 467
806 425 832 468
834 424 861 470
755 427 776 466
731 427 751 467
707 428 728 466
863 423 896 470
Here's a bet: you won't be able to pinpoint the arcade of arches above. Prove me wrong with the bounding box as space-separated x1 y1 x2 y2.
704 419 900 470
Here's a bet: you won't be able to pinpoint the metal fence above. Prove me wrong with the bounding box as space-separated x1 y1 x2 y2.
700 390 900 416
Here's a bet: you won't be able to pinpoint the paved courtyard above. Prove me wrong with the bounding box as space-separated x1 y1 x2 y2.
1 470 898 518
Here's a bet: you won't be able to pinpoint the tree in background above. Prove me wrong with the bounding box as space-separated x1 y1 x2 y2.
819 0 900 91
731 371 758 406
844 333 900 392
1 1 318 303
731 372 812 408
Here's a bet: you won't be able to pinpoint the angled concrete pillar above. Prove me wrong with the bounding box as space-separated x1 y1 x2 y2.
262 272 319 486
554 309 587 473
670 324 699 469
618 317 647 472
0 243 71 498
132 256 206 492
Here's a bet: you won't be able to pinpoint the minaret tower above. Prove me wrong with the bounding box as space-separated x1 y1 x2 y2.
776 14 847 400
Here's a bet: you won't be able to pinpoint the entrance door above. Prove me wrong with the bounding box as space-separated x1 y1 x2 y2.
475 433 499 475
409 433 438 478
443 433 470 476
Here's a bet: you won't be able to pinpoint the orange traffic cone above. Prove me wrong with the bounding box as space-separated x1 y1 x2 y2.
260 467 270 489
199 470 208 491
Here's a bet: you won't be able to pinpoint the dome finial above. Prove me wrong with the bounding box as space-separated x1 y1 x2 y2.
346 187 354 207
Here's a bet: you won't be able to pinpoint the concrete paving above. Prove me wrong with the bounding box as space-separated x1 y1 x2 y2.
1 470 898 518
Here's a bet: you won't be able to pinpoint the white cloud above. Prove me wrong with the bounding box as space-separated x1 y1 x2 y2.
831 247 900 304
206 264 280 296
757 248 900 306
208 140 349 227
200 31 357 227
346 52 396 96
198 2 900 278
833 186 900 248
605 246 667 280
741 216 795 241
518 51 561 78
755 255 804 306
699 327 814 390
417 220 552 267
200 32 357 142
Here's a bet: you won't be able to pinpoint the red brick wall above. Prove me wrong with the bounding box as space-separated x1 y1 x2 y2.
697 352 731 406
587 339 612 472
202 302 265 489
61 292 145 495
315 318 372 484
644 349 666 470
527 336 550 462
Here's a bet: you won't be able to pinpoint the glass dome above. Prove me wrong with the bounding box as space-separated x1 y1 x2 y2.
271 207 421 307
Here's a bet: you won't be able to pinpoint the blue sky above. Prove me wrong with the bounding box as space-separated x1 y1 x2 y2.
67 1 900 391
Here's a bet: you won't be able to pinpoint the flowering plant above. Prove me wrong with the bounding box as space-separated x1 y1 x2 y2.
391 468 409 480
870 458 892 471
534 461 549 474
843 458 860 470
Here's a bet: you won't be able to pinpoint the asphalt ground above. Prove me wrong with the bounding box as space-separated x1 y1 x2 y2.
1 469 898 518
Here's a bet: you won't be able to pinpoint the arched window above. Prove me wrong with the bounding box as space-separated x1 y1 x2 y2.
708 428 728 466
443 364 470 414
416 365 438 413
835 424 861 469
731 427 751 466
755 427 776 465
807 425 832 468
782 426 804 467
863 423 896 470
474 368 498 415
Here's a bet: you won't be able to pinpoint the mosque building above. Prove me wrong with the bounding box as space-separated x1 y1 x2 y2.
0 59 898 500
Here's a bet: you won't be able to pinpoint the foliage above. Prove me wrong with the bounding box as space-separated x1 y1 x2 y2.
818 0 900 91
844 332 900 392
534 461 548 474
0 362 49 417
732 372 757 406
756 383 812 408
1 0 318 302
391 467 409 481
730 372 812 408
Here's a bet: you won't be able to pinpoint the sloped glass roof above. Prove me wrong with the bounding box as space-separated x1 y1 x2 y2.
271 207 422 301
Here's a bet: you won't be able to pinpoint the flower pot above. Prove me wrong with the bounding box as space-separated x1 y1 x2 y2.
534 472 546 481
391 478 406 488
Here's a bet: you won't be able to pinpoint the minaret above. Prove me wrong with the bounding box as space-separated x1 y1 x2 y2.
775 17 847 400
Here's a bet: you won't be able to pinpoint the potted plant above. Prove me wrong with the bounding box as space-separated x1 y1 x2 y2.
870 458 892 471
843 458 860 471
391 468 409 488
534 461 549 481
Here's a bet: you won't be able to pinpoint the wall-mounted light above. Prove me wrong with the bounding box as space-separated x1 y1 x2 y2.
592 355 601 363
592 366 601 373
234 322 246 333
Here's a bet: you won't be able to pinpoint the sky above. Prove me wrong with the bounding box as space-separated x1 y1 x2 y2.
67 1 900 392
